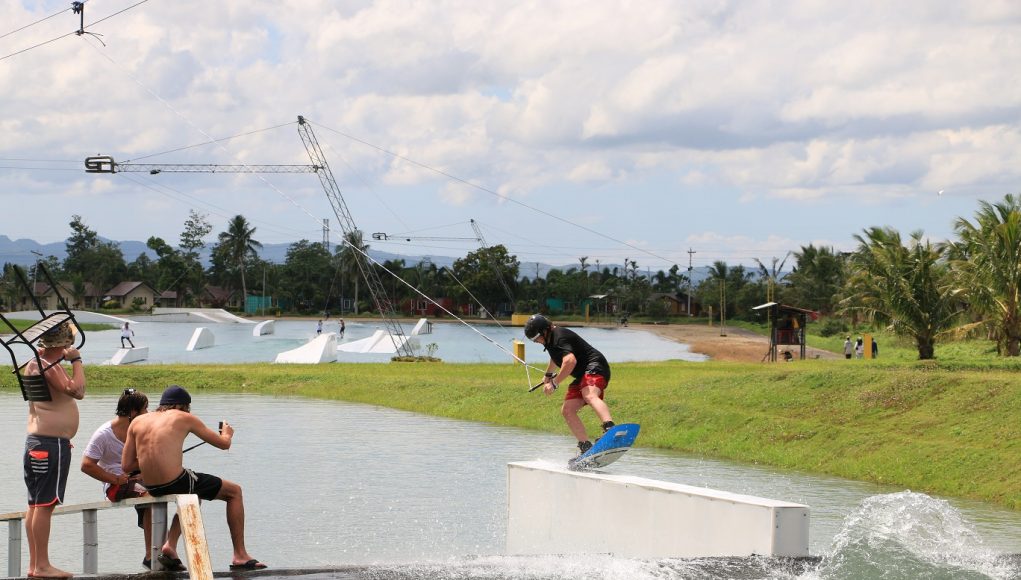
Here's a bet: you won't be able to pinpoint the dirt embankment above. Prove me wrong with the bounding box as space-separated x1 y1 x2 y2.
628 322 840 362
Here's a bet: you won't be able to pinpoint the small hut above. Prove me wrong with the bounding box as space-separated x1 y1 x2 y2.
752 302 819 362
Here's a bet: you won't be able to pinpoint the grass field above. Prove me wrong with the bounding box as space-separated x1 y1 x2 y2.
4 354 1021 509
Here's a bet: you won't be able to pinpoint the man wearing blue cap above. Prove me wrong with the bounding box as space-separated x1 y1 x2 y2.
122 385 266 571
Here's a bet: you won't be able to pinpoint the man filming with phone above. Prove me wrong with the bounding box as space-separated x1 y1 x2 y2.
122 385 267 571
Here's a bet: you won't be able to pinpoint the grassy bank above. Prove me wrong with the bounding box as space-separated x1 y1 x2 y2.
4 359 1021 509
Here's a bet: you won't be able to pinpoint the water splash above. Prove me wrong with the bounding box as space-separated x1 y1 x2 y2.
807 491 1017 580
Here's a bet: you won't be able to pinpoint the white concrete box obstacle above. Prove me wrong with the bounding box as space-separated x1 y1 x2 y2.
110 347 148 365
185 327 215 351
507 461 809 558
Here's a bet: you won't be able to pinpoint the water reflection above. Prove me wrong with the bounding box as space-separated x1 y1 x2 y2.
2 393 1020 578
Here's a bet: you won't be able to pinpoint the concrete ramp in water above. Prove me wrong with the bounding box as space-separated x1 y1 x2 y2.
151 308 252 324
336 329 412 354
274 332 337 364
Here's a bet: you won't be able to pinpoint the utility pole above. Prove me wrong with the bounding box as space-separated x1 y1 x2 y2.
322 219 330 251
686 248 696 317
30 251 43 299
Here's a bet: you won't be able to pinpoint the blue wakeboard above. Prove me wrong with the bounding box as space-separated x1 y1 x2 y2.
568 423 640 471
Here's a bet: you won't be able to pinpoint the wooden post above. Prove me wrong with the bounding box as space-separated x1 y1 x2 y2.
7 518 21 577
176 495 214 580
83 509 99 574
151 501 168 571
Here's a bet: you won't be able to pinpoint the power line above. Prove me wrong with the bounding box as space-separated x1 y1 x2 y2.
0 6 72 41
0 0 149 62
308 119 682 268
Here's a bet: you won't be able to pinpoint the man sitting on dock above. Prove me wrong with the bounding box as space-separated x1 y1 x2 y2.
122 385 267 571
81 389 184 571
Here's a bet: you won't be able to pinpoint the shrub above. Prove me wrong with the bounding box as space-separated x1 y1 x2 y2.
818 317 848 337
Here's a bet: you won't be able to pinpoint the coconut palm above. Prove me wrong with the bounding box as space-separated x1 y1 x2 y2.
753 253 791 303
339 230 369 314
948 194 1021 355
840 227 962 360
217 215 262 308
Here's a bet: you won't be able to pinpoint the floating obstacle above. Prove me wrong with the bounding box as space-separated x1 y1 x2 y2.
111 347 149 365
274 332 337 364
253 320 275 336
506 461 809 558
185 327 215 351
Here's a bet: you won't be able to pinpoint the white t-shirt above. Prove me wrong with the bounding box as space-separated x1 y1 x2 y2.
82 420 126 496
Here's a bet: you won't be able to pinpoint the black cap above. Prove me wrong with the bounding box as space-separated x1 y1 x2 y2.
160 385 191 406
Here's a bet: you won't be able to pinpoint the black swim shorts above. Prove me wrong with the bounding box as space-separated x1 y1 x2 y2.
145 469 222 501
24 435 71 507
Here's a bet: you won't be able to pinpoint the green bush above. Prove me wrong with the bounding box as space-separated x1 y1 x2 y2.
818 317 847 337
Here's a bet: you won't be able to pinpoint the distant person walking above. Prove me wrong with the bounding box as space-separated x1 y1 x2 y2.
872 339 879 359
121 322 136 349
843 337 853 360
315 320 323 336
855 337 864 359
338 319 345 339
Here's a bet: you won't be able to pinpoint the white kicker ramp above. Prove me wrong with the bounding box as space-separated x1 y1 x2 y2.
110 347 149 365
336 329 411 354
253 320 275 336
274 332 337 363
507 461 809 558
186 327 215 351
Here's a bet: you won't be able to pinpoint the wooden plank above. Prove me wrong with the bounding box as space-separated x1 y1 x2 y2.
177 495 213 580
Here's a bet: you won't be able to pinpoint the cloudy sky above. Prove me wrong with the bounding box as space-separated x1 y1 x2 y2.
1 0 1019 273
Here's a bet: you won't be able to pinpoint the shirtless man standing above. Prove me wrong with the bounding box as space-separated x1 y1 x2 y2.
24 322 86 579
122 385 266 571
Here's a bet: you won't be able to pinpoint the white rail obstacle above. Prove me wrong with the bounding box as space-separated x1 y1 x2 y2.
274 332 338 363
186 327 215 351
110 346 149 365
506 461 810 558
253 320 275 336
1 494 212 580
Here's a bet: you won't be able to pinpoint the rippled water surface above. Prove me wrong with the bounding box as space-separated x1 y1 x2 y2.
2 393 1020 579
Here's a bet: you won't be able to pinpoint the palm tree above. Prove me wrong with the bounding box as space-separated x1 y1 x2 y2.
753 253 791 303
339 230 369 314
785 245 847 314
217 215 262 309
949 194 1021 355
840 227 962 360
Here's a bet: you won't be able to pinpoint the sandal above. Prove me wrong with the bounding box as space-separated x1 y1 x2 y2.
157 553 187 572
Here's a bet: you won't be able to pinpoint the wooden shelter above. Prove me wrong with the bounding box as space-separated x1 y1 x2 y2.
752 302 819 362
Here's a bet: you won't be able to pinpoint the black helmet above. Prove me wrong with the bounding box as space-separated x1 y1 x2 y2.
524 314 551 340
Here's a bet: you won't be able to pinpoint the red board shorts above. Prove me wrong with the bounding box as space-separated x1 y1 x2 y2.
564 373 609 403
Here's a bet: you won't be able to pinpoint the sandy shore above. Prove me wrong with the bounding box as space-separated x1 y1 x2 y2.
627 322 840 362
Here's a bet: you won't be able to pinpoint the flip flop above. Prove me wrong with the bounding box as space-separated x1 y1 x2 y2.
157 553 187 572
229 559 267 570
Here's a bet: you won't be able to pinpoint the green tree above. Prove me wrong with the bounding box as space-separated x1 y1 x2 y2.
214 215 262 308
753 253 791 303
338 230 369 314
949 194 1021 355
178 211 212 304
282 240 334 313
63 215 126 293
147 237 190 307
840 227 962 360
784 245 847 314
451 245 520 315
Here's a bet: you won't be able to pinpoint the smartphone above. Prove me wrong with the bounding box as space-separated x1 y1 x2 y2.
218 421 224 433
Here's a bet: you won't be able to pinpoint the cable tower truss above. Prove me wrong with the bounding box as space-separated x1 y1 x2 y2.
83 115 415 357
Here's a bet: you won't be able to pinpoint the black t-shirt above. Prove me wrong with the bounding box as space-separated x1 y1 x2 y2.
544 326 611 381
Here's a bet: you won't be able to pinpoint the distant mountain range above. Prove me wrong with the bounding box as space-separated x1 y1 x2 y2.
0 235 718 284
